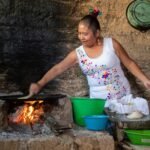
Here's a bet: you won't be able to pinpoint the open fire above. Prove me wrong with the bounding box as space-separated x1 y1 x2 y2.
9 100 44 126
0 94 73 136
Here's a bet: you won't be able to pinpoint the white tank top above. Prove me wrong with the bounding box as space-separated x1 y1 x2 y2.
76 37 131 100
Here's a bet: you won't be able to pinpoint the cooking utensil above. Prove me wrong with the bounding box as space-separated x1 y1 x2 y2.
126 0 150 31
0 94 66 102
17 92 34 99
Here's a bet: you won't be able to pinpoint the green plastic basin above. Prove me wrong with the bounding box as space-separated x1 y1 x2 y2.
125 129 150 146
70 97 106 126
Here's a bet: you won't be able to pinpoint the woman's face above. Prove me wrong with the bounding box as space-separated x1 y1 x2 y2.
78 23 98 47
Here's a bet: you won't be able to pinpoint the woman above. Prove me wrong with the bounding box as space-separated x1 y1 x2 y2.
29 11 150 116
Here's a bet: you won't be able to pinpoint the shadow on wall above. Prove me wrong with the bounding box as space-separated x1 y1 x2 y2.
0 0 79 93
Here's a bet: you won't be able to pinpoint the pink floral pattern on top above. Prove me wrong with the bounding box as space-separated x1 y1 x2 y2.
76 38 131 100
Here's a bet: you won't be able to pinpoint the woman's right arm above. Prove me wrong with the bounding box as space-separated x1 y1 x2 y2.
29 50 78 94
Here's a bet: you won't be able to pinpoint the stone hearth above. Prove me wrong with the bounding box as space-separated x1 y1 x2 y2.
0 95 115 150
0 130 114 150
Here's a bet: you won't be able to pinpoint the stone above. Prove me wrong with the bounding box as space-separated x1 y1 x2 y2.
49 97 74 126
0 100 8 130
0 129 115 150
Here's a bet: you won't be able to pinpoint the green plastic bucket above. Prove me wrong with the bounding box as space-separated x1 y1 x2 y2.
125 129 150 145
70 97 106 126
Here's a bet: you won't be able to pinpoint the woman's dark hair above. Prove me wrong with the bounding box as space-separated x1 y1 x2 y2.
79 15 101 34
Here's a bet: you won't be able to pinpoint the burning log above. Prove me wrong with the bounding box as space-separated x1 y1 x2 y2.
8 100 44 128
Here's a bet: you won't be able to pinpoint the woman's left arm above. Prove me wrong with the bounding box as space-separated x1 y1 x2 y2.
112 38 150 89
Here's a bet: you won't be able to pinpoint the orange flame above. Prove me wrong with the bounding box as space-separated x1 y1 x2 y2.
9 100 44 125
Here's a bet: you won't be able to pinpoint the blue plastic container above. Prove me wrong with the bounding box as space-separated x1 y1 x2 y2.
84 115 109 131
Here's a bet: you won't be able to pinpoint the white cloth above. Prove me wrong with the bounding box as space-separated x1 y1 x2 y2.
106 94 149 115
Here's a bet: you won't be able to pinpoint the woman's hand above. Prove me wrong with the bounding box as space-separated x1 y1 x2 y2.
29 82 42 95
143 79 150 89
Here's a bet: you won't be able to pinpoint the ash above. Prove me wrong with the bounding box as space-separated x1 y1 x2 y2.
0 115 59 139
